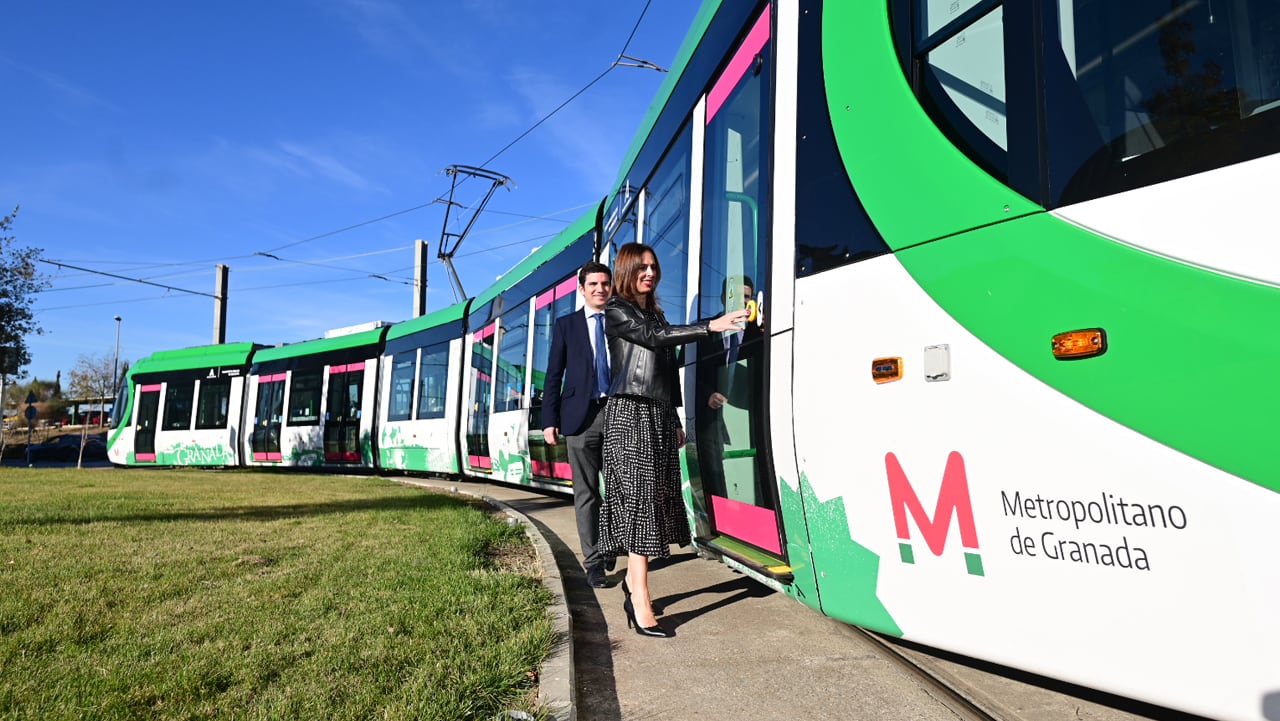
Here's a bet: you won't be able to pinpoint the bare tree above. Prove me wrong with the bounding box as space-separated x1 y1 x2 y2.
66 352 114 467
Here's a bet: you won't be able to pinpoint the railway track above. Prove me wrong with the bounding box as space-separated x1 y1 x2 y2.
850 627 1208 721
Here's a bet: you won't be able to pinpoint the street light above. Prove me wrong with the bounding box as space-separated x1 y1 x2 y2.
111 316 122 422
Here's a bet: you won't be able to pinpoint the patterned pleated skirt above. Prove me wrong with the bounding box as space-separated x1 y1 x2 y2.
598 394 691 558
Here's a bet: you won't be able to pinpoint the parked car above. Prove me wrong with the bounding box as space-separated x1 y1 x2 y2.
26 434 107 463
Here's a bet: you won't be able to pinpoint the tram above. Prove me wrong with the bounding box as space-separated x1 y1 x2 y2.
108 2 1280 719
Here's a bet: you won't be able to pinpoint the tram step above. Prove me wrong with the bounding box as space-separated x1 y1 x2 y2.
695 535 794 584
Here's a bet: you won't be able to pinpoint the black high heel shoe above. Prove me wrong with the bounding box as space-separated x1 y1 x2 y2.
621 579 663 615
623 596 673 638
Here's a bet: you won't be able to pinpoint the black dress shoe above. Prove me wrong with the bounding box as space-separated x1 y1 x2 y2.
586 564 608 588
603 556 617 572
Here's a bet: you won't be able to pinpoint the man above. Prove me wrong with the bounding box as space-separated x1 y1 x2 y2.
694 275 764 501
542 261 615 589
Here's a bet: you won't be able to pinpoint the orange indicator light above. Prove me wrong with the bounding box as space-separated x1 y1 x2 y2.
871 357 903 383
1051 329 1107 360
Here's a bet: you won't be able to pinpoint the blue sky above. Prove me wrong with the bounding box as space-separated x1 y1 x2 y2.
2 0 700 383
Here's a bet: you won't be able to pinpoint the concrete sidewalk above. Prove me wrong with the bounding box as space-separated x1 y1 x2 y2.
409 478 971 721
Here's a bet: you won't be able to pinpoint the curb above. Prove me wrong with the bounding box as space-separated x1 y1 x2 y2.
400 480 575 721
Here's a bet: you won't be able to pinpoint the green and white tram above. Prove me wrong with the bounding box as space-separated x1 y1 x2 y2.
108 342 262 466
108 1 1280 718
243 324 388 468
600 1 1279 719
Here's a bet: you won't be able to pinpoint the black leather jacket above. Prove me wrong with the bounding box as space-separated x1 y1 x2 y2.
604 295 712 407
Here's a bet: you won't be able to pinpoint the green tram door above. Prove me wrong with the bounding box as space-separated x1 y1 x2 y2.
685 7 790 583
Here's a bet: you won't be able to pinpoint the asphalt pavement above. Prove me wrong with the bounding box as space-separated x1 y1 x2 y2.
406 478 983 721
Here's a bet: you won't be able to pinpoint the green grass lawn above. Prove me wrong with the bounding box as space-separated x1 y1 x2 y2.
0 468 556 721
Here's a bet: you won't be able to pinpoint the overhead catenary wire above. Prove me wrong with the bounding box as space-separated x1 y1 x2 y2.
37 2 667 308
35 227 567 312
37 260 218 299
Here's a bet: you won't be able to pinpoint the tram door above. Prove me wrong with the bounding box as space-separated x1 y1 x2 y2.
530 279 578 483
134 384 161 461
251 375 285 461
324 364 363 463
687 7 784 561
466 322 496 473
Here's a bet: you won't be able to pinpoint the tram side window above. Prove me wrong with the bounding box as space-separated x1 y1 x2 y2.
701 32 771 325
1053 0 1280 203
902 0 1280 207
162 382 195 431
605 187 638 254
416 342 449 420
919 0 987 38
643 123 693 324
497 303 530 412
288 370 322 426
388 351 415 422
194 377 232 429
917 5 1009 182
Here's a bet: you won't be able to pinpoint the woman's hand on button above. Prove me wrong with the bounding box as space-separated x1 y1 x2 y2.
709 309 750 333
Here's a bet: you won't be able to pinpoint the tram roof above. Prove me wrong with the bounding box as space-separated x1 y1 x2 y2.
253 325 387 363
384 299 467 342
469 208 596 310
130 341 263 374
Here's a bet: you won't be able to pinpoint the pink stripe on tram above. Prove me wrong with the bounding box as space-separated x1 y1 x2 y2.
139 384 162 392
533 460 573 480
135 453 156 462
555 276 579 300
706 8 771 124
535 289 555 311
710 494 781 555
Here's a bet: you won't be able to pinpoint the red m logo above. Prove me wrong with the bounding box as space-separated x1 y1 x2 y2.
886 451 984 575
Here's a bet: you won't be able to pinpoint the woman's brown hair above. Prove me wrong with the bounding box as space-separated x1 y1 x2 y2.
612 242 660 308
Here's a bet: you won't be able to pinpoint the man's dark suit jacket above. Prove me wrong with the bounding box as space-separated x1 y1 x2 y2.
694 322 763 435
543 308 602 437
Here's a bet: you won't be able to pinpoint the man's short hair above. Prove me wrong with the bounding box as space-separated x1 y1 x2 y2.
579 261 611 286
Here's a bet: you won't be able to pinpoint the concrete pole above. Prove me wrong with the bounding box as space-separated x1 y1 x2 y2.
214 263 229 343
414 239 428 318
112 315 122 408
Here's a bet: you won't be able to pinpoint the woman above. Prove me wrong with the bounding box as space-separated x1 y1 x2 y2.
599 242 749 637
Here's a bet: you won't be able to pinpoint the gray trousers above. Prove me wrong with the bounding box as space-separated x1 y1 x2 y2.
567 401 607 567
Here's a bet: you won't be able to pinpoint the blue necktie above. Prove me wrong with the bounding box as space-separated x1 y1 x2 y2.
726 332 741 389
593 312 611 396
